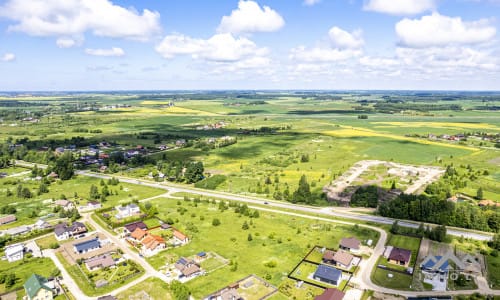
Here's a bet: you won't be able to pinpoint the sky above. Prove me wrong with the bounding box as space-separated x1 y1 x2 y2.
0 0 499 91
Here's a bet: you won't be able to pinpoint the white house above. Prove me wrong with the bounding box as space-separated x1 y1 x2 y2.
54 199 75 211
115 204 141 219
34 219 50 230
5 244 24 262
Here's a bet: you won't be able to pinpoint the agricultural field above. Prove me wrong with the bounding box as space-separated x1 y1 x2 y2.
144 196 379 299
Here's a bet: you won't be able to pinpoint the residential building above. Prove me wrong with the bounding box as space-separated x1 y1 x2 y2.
34 219 50 230
54 199 75 211
175 257 202 278
322 250 335 265
421 256 449 274
388 247 412 267
339 237 360 253
5 225 31 236
315 288 345 300
115 204 141 219
73 238 101 254
82 201 102 211
0 214 16 225
54 222 87 241
85 254 116 271
313 265 342 286
24 274 54 300
130 227 148 241
97 296 117 300
124 221 148 235
5 243 24 262
140 234 166 257
173 229 189 245
332 250 354 269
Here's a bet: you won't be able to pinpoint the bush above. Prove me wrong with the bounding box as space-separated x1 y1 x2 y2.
212 218 221 226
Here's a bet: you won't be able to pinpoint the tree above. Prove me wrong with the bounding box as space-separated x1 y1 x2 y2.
185 161 204 183
38 182 49 195
247 233 253 241
489 234 500 251
89 184 99 200
21 187 32 199
390 220 400 234
170 280 190 300
52 151 74 180
242 221 249 230
391 181 397 190
292 175 311 204
476 187 484 200
212 218 221 226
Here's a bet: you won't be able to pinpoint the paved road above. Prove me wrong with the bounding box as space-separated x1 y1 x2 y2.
78 170 493 242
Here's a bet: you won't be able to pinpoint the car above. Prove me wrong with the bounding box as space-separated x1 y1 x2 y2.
264 201 269 205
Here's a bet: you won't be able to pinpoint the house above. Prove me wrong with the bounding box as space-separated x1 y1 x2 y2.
140 234 166 256
196 252 207 262
34 219 50 229
339 237 360 253
175 257 202 278
24 274 54 300
421 256 449 274
115 204 141 219
124 221 148 234
313 265 342 286
5 225 31 236
176 139 186 147
322 250 335 264
73 238 101 254
173 229 189 245
161 223 172 230
54 199 75 211
97 296 117 300
84 201 102 211
388 247 412 267
0 214 16 225
315 288 345 300
85 254 115 271
130 227 148 241
54 222 87 241
332 250 354 269
5 243 24 262
47 172 59 179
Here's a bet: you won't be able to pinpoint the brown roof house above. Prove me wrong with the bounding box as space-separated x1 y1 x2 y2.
123 221 147 235
54 199 75 211
173 229 189 245
339 237 360 253
323 250 335 265
140 234 166 257
315 288 345 300
0 214 16 225
332 250 354 269
175 257 202 279
85 254 116 271
130 228 148 241
388 247 412 267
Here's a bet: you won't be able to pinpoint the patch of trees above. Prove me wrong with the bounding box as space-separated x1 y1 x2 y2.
157 160 204 184
373 102 462 113
379 193 500 232
390 221 447 242
50 151 74 180
350 185 379 208
0 205 16 214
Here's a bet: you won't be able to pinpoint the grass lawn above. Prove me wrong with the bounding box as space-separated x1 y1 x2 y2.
144 197 378 299
304 247 324 263
200 255 228 273
35 234 59 250
0 257 58 293
116 277 173 300
273 278 324 300
448 273 478 291
486 254 500 289
371 267 413 290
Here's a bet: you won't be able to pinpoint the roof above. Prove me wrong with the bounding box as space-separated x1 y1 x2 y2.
197 251 206 257
161 223 171 229
315 288 345 300
129 203 139 209
333 250 354 267
141 234 165 250
421 256 449 272
124 221 147 233
5 225 30 235
314 265 342 283
55 199 71 206
54 223 68 236
173 230 187 241
0 214 16 224
97 296 117 300
5 244 24 256
181 264 201 277
85 254 115 269
340 237 360 250
131 228 148 240
389 247 412 263
70 222 86 231
74 238 100 252
88 201 101 206
24 274 52 299
323 250 335 261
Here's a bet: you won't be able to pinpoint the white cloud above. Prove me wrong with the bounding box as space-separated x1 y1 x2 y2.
85 47 125 57
363 0 435 15
303 0 321 6
359 56 399 68
396 13 497 48
217 0 285 34
289 46 362 62
155 33 268 62
1 53 16 62
328 27 364 49
56 38 80 48
0 0 161 41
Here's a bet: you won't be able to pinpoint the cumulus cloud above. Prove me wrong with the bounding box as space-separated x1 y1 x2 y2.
396 13 497 48
289 46 362 62
303 0 321 6
363 0 435 15
85 47 125 57
0 0 161 41
329 27 364 49
1 53 16 62
56 38 81 48
155 33 268 62
217 0 285 34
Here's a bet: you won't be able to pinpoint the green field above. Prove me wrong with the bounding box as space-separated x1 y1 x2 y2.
144 197 378 298
371 267 413 290
116 277 173 300
0 257 58 294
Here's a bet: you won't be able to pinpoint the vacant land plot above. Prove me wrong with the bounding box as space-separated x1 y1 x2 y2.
371 267 413 290
0 257 57 294
145 197 378 298
116 277 173 300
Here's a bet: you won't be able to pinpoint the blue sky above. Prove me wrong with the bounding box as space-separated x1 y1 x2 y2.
0 0 499 91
